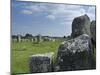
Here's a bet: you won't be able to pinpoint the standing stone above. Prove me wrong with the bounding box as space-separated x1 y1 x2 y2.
90 20 96 45
71 14 91 38
55 34 95 71
33 37 37 42
31 38 34 42
17 34 21 42
29 52 54 73
37 34 42 43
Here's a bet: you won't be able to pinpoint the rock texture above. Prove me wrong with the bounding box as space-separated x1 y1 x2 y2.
90 20 96 45
55 34 95 71
28 14 96 73
29 52 54 73
71 14 91 38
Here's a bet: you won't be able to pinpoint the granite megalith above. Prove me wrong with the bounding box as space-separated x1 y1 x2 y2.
71 14 91 38
29 52 54 73
55 34 95 71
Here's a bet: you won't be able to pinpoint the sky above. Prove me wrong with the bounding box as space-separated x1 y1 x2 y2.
12 0 96 37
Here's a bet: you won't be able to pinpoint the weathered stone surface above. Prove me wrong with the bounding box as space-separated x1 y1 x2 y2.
71 14 91 38
29 52 54 73
90 20 96 45
55 34 95 71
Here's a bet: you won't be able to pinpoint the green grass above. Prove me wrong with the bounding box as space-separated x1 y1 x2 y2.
12 40 63 74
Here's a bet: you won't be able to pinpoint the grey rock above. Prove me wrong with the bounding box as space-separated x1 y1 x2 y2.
90 20 96 45
29 52 54 73
55 34 95 71
71 14 91 38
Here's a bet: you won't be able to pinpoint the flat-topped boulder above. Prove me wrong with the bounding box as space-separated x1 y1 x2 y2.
29 52 54 73
71 14 91 38
55 34 95 71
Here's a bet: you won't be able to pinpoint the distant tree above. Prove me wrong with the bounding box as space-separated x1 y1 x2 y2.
25 33 33 39
63 36 66 38
67 35 71 40
12 35 17 39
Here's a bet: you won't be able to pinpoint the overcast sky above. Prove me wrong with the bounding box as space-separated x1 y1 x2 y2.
12 0 96 37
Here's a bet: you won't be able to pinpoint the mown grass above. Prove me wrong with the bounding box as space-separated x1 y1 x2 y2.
11 40 63 74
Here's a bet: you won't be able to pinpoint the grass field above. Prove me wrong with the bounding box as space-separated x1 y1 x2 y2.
12 40 63 74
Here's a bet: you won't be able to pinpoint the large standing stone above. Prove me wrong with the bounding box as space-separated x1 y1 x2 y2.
90 20 96 45
71 14 91 38
55 34 95 71
29 52 54 73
